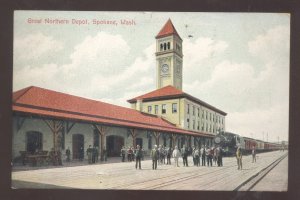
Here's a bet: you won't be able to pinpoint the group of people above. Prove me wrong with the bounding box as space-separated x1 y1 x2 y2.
86 145 101 164
150 145 225 170
120 146 145 162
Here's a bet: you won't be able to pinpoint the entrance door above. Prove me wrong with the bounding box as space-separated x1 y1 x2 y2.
106 135 124 157
26 131 43 154
72 134 84 159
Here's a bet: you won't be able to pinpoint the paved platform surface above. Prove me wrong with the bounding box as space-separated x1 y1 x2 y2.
12 151 288 191
251 155 288 191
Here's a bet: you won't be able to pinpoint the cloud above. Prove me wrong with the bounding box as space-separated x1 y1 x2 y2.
13 31 156 108
13 64 61 90
227 103 289 141
14 32 63 61
248 25 290 63
183 37 228 68
63 32 130 76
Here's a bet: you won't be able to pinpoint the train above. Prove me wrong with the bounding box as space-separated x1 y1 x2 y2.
213 131 285 156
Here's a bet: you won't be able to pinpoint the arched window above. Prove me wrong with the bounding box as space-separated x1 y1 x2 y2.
26 131 43 154
164 43 167 50
160 43 163 51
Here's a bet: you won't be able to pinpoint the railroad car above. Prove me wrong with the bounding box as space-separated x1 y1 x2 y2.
214 131 283 156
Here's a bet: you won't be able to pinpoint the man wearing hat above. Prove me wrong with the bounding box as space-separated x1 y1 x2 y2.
236 146 243 170
135 145 142 169
151 145 159 170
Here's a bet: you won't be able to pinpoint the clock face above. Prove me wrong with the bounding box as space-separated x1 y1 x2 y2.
161 64 169 73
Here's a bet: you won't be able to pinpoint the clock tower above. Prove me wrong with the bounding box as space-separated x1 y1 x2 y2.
155 19 183 90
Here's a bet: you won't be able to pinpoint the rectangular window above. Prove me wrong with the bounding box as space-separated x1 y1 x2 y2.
213 115 214 122
187 118 190 128
206 111 208 120
155 105 159 114
198 108 200 117
148 106 152 113
193 106 195 116
172 103 177 113
193 120 195 130
162 104 166 114
187 104 190 114
202 110 204 118
210 125 212 132
202 124 204 131
210 113 212 121
206 123 208 132
198 121 200 130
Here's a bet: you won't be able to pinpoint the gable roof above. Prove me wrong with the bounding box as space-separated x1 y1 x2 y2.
156 19 182 40
127 85 227 115
12 86 214 138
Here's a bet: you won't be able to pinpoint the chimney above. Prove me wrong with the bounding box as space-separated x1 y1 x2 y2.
136 99 143 112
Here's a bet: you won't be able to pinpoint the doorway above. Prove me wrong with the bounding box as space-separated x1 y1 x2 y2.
72 134 84 159
26 131 43 154
106 135 124 157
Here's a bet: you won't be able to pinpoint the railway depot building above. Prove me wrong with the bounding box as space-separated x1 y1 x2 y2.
12 19 226 163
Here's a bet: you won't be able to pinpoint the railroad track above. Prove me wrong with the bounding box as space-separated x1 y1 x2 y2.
234 152 288 191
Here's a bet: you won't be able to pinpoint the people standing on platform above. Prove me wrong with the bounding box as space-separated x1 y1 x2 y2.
194 147 200 166
181 145 189 167
131 146 135 161
201 145 206 166
121 146 126 162
141 148 145 160
94 147 99 163
66 147 71 162
206 146 213 167
192 146 196 166
87 145 93 164
159 145 165 165
252 146 256 163
216 146 222 167
135 145 142 169
172 146 180 167
213 146 217 165
236 147 243 170
92 146 96 163
166 147 172 165
79 146 84 161
103 146 107 162
151 145 159 170
127 146 132 162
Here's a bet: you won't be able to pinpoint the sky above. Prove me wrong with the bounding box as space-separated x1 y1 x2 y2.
13 11 290 142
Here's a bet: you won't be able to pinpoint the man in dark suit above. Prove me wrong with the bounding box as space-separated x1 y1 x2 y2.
135 145 142 169
151 145 159 170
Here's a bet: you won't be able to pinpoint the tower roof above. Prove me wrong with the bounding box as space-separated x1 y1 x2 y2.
156 19 182 40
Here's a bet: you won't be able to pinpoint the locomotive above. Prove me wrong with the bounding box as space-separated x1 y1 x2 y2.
213 132 244 156
214 131 283 156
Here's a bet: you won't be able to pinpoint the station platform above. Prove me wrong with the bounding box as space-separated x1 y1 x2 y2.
12 150 288 191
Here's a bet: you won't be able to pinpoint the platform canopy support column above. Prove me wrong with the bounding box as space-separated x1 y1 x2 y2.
153 131 161 146
171 133 178 149
93 124 108 161
44 119 63 152
129 128 137 148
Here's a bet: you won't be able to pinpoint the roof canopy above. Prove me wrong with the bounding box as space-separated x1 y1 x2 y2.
13 86 214 137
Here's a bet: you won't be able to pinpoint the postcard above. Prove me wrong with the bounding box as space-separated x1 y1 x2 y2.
11 11 289 191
